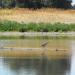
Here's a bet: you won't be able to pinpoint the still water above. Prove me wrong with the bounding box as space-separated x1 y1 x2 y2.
0 58 70 75
0 38 75 75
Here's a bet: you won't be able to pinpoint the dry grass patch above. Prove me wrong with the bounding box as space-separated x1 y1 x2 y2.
0 8 75 23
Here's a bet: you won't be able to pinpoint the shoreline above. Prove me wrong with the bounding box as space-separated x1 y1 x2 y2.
0 48 70 59
0 32 71 58
0 32 75 37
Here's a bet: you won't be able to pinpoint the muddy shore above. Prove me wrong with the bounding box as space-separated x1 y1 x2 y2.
0 32 75 37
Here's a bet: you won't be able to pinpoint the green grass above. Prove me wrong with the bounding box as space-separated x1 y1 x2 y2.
0 20 75 32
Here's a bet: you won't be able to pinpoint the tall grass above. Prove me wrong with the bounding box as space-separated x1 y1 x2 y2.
0 20 75 32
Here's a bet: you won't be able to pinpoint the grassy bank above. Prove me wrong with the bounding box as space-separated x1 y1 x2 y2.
0 20 75 32
1 8 75 23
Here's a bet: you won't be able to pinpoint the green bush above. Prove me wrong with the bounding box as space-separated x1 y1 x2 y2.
0 20 75 32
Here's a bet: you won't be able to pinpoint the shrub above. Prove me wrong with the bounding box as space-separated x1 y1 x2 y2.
0 20 75 32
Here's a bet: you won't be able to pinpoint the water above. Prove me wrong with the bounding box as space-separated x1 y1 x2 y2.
0 39 70 49
0 38 75 75
0 58 70 75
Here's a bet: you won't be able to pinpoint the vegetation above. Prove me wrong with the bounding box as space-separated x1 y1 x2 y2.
0 20 75 32
0 0 72 9
52 0 72 9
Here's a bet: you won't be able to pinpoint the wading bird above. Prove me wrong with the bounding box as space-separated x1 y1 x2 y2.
41 42 48 47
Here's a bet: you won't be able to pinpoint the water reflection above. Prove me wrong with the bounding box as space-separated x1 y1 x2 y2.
70 41 75 75
0 58 70 75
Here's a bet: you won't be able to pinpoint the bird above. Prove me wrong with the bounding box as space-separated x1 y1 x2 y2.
41 41 48 47
56 49 58 51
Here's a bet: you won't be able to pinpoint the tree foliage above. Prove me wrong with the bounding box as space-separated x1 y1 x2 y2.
52 0 72 8
0 0 72 9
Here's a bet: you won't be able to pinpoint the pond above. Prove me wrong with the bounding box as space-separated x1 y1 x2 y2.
0 37 75 75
